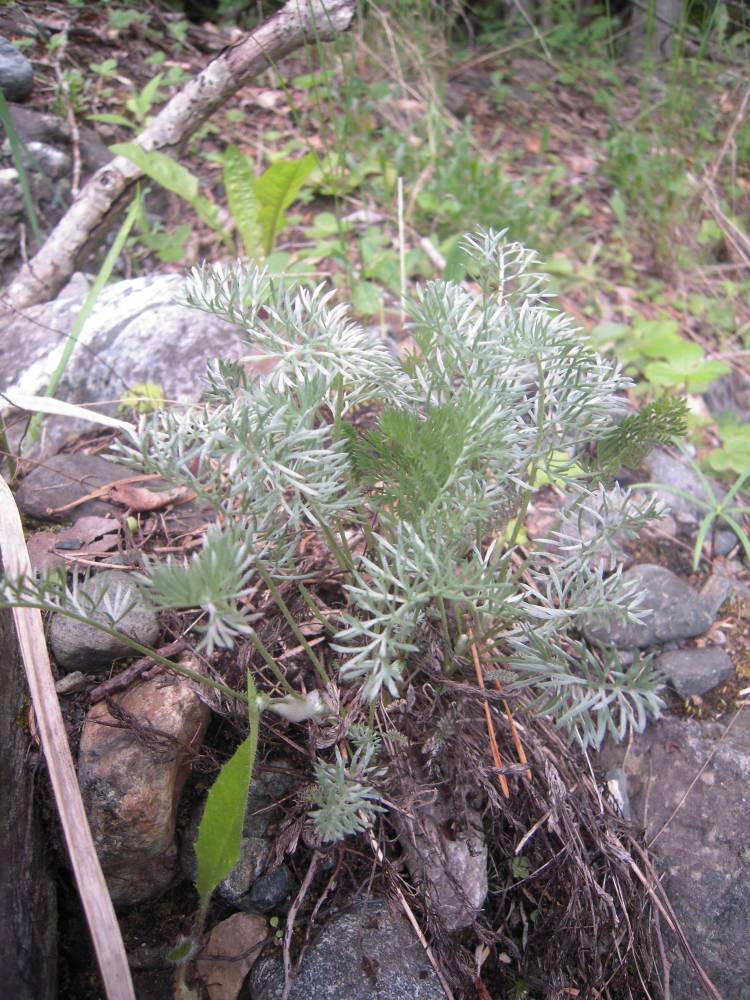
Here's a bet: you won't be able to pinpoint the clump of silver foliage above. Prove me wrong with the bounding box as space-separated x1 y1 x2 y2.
122 228 666 748
2 231 668 761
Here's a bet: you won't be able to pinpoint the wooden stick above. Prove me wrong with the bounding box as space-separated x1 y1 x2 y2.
0 476 134 999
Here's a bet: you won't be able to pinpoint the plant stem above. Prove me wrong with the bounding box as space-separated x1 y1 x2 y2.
436 596 452 652
1 600 246 700
247 628 299 697
298 582 338 635
254 561 331 687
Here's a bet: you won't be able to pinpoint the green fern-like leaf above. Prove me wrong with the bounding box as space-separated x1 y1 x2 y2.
596 397 688 476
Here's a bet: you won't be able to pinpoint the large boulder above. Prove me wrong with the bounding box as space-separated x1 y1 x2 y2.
1 273 248 456
598 711 750 998
248 898 446 1000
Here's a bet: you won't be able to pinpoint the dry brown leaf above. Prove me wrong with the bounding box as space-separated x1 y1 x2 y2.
109 482 194 511
26 516 121 573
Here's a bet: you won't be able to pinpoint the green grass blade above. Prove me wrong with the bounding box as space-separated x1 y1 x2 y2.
722 467 750 507
27 192 141 442
693 514 714 570
718 512 750 563
633 480 710 513
0 89 42 243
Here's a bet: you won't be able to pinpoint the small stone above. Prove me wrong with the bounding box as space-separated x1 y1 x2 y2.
700 569 735 620
78 671 210 905
583 563 714 649
656 647 734 698
642 448 724 525
597 712 750 997
0 36 33 102
0 166 21 219
192 913 267 1000
248 899 446 1000
48 569 159 673
390 756 487 932
55 670 89 694
245 865 295 913
25 140 72 180
14 453 130 522
712 529 737 557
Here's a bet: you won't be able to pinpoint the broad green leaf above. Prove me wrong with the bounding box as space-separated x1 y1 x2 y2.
685 359 731 390
265 250 291 274
255 153 317 255
442 234 468 282
111 143 198 202
641 335 702 363
166 938 195 963
351 281 381 316
129 72 164 119
223 145 263 257
590 321 630 346
192 193 225 233
635 318 679 338
194 673 260 903
112 143 224 234
642 362 685 386
309 211 339 238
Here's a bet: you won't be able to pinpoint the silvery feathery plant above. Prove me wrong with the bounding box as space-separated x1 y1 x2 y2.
0 230 682 851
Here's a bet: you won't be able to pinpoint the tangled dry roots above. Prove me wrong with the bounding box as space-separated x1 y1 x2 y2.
382 679 660 999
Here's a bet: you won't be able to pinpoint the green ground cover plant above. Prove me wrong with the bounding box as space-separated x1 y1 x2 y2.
1 229 676 784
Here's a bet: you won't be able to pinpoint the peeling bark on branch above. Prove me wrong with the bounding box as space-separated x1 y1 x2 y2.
1 0 356 313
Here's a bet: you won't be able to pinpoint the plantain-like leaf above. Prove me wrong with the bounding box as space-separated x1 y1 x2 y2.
255 153 317 255
194 672 260 903
223 144 263 258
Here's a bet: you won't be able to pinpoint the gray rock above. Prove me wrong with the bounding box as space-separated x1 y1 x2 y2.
0 37 33 102
713 528 737 557
656 647 734 697
642 448 725 527
248 899 445 1000
583 563 714 649
0 274 248 457
391 792 487 932
18 141 71 180
14 450 216 536
598 712 750 999
48 569 159 673
245 865 295 913
700 566 735 619
6 104 111 174
0 167 22 256
78 671 210 905
0 165 21 215
182 764 295 909
15 452 129 522
703 369 750 423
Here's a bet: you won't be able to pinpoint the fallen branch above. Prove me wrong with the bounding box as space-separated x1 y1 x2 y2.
1 0 356 313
